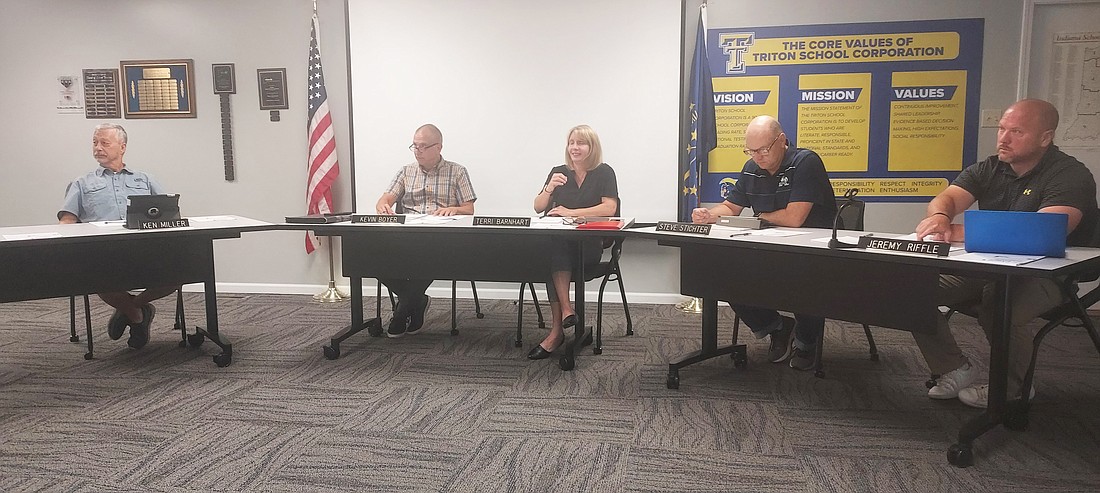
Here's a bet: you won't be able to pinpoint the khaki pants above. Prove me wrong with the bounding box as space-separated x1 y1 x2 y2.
911 274 1063 396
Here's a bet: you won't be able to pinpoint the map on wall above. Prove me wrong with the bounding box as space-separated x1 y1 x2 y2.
1049 32 1100 150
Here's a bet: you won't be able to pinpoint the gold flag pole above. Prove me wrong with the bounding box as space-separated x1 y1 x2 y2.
314 236 348 302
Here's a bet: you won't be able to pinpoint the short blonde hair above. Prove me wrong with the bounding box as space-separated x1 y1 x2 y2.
564 124 603 171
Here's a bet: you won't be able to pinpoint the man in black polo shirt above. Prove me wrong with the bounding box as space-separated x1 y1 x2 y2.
914 98 1097 408
692 115 837 371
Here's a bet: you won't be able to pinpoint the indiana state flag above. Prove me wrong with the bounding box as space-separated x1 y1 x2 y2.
680 5 716 222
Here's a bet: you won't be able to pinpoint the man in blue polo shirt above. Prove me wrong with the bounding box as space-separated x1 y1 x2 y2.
58 123 175 350
692 115 837 371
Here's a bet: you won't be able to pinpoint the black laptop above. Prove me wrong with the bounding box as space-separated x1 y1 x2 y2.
125 194 181 229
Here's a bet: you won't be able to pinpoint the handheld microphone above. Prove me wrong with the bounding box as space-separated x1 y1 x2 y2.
828 188 860 249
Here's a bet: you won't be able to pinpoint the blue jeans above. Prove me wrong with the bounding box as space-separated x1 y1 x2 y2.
730 304 824 350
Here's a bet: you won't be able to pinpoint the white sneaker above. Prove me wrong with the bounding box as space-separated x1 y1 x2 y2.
927 362 976 399
958 384 1037 409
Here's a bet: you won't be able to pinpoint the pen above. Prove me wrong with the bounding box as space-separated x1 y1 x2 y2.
729 232 752 237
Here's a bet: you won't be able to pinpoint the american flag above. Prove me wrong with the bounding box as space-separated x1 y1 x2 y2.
305 11 340 253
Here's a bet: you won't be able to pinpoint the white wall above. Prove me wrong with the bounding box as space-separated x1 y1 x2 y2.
0 0 354 295
1 0 1048 303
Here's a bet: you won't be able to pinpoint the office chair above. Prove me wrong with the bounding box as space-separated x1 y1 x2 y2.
515 200 633 355
935 212 1100 425
386 198 482 334
729 196 878 377
69 290 191 359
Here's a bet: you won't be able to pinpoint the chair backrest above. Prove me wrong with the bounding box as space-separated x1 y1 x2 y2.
835 197 866 232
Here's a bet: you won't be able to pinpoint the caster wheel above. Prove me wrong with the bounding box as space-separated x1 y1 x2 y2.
666 370 680 389
83 353 94 360
367 323 383 337
450 328 459 336
213 353 232 367
514 340 523 348
476 313 485 319
814 370 825 379
70 335 80 343
626 329 634 336
323 345 340 360
947 443 973 467
593 347 603 355
1004 411 1029 431
187 332 205 348
733 357 747 370
869 353 879 362
538 322 546 329
559 355 575 371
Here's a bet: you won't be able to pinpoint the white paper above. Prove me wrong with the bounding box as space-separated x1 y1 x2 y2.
752 229 811 237
2 232 64 241
89 221 125 227
189 215 237 222
954 252 1045 266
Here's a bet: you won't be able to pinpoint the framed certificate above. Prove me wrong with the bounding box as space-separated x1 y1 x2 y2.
257 68 289 110
120 59 197 118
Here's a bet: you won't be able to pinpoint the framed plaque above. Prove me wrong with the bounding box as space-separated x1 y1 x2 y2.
120 59 196 119
212 63 236 94
82 68 121 119
257 68 289 110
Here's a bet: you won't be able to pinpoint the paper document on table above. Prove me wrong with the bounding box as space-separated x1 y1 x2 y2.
811 235 865 244
954 252 1045 266
415 215 464 225
189 215 237 222
531 217 573 229
90 221 125 227
3 232 64 241
752 229 810 237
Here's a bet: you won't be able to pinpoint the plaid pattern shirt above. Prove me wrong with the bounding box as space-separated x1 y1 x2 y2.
386 158 477 214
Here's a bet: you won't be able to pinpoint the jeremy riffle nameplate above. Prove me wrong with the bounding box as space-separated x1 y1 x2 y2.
857 236 950 257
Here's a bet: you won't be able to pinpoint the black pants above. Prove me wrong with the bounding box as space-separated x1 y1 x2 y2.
379 278 433 314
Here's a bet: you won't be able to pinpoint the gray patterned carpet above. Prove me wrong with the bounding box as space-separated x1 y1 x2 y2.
1 292 1099 492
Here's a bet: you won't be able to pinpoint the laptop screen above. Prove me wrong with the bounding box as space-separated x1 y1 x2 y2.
125 194 181 229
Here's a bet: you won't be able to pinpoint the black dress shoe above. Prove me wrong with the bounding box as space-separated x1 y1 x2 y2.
107 309 129 340
527 342 561 360
562 314 577 329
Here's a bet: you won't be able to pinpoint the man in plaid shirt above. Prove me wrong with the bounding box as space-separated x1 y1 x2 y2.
375 124 477 337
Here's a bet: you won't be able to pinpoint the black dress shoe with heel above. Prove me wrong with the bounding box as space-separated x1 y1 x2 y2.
562 314 577 329
527 340 562 360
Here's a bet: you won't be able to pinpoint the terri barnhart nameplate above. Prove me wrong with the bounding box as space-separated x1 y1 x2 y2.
473 216 532 227
656 221 712 235
858 236 950 256
352 214 405 224
139 219 190 230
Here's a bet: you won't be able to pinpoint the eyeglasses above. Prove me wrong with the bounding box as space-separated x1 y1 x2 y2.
409 143 440 152
561 217 589 225
743 134 781 156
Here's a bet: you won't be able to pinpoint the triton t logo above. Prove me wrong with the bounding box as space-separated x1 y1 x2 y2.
718 32 756 74
779 176 790 187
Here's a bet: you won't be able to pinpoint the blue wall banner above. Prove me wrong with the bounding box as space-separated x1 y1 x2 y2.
698 18 984 203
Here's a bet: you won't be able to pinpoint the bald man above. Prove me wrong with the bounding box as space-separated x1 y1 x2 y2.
915 99 1097 408
374 124 477 338
692 115 837 371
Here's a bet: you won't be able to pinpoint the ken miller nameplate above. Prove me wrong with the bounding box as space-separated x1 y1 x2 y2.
857 236 950 256
656 221 711 235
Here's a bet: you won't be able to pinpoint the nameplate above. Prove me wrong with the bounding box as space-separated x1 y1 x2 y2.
858 236 950 257
656 221 712 235
139 218 190 230
351 214 405 224
473 216 531 227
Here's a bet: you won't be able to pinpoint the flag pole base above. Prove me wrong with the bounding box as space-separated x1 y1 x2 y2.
675 297 704 314
313 280 349 303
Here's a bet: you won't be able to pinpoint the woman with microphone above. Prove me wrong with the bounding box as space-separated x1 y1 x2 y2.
529 125 619 360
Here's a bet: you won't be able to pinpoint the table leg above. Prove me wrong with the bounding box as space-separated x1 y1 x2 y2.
949 276 1013 467
666 297 746 389
199 276 233 367
560 241 591 371
323 277 381 360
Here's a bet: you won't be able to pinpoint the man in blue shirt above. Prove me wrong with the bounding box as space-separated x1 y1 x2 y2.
692 115 837 371
58 123 175 349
